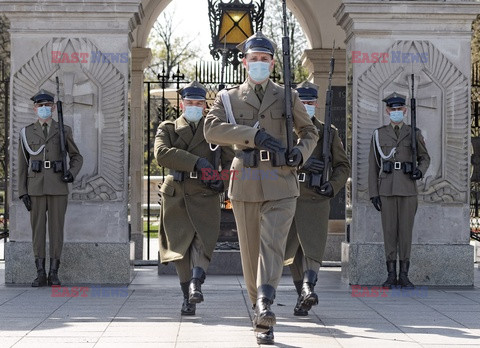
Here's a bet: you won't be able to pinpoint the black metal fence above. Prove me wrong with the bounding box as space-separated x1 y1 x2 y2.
471 60 480 241
0 59 9 260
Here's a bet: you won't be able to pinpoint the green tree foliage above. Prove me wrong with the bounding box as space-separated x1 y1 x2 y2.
263 1 309 83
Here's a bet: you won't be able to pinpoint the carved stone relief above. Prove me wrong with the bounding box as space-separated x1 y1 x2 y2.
356 40 469 203
12 38 126 201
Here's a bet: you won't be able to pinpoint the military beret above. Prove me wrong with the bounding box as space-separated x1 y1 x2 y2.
178 81 207 100
296 81 319 101
31 89 55 104
236 31 276 56
383 92 406 107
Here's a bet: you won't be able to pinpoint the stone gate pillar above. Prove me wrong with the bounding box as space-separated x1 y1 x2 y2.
334 0 479 285
0 0 142 284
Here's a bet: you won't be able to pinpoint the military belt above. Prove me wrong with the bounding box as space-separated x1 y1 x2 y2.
170 170 199 182
30 160 63 173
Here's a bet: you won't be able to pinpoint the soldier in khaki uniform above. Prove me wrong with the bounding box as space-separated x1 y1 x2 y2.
204 32 318 345
368 92 430 288
284 82 350 316
18 89 83 287
155 81 234 316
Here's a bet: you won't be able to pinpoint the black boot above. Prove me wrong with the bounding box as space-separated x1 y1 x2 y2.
253 284 276 332
382 261 397 289
293 280 308 316
188 267 206 304
31 258 47 287
47 259 61 286
180 282 196 315
398 260 414 288
256 326 274 345
300 270 318 311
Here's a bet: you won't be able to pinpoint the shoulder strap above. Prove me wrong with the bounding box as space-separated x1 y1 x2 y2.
21 127 45 156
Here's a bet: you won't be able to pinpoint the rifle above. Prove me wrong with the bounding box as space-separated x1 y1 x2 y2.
320 44 335 186
282 0 294 164
55 77 69 181
410 74 417 173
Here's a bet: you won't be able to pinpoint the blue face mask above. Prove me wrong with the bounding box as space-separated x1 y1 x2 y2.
37 106 52 119
183 106 203 123
248 61 271 83
304 104 316 118
389 110 404 123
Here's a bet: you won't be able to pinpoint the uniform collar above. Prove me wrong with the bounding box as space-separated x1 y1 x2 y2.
247 78 269 92
390 121 404 129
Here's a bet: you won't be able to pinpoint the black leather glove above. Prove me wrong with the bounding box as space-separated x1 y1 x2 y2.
62 171 74 183
370 196 382 212
20 194 32 212
302 158 324 174
316 182 334 197
254 130 283 153
410 168 422 180
287 148 302 167
195 158 224 192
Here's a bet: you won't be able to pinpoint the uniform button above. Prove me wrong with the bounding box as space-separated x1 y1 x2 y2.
245 140 249 144
260 114 265 119
239 114 243 118
185 193 189 197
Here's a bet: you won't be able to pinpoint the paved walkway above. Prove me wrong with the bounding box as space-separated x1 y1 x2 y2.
0 262 479 348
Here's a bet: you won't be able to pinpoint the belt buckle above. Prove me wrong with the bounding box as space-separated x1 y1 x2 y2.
394 162 401 170
190 172 198 179
44 160 51 169
259 150 270 162
298 173 306 182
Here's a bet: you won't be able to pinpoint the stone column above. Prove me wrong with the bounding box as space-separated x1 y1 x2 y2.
1 0 142 284
303 48 348 261
335 0 479 286
130 47 151 260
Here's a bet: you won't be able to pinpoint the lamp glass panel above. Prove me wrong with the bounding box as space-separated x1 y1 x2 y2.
218 10 253 44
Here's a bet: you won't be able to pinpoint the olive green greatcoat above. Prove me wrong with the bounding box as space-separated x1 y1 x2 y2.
284 119 350 265
154 116 234 264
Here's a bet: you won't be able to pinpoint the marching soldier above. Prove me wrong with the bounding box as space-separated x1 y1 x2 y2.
204 32 318 344
368 92 430 289
18 89 83 287
155 81 234 316
284 82 350 316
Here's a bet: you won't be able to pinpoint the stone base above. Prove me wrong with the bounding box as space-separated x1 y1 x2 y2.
342 242 474 286
5 241 134 285
324 233 344 262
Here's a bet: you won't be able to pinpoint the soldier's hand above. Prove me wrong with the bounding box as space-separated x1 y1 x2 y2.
316 182 334 197
287 148 303 167
195 157 215 172
370 196 382 211
207 180 225 193
410 168 422 180
254 130 283 153
20 194 32 212
62 171 74 183
302 158 324 174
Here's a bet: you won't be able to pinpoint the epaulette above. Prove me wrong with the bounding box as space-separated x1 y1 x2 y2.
225 85 240 91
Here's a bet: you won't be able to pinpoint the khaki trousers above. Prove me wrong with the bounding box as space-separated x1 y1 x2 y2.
174 233 210 283
31 195 68 259
380 195 418 261
231 197 296 304
289 246 321 282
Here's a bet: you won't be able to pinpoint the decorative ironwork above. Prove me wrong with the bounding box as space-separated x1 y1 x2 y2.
208 0 265 69
470 60 480 241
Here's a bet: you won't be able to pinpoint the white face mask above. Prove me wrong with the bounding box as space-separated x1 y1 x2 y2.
389 110 404 123
37 106 52 119
304 104 316 118
183 106 203 123
247 61 271 83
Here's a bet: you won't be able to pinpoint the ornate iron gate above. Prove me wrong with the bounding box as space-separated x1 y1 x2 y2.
470 61 480 242
0 58 9 259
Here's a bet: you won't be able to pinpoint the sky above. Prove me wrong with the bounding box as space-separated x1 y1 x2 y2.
158 0 213 60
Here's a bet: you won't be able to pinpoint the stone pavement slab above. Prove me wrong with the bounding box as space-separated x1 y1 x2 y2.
0 262 479 347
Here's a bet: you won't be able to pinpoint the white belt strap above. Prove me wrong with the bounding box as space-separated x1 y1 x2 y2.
373 129 396 175
21 127 45 156
220 90 237 125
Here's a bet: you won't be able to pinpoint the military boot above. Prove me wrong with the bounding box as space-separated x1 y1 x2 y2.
180 282 196 315
382 261 397 289
253 284 276 332
293 280 308 316
47 259 61 286
31 258 47 287
299 270 318 311
398 260 414 288
188 267 206 304
256 326 274 345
